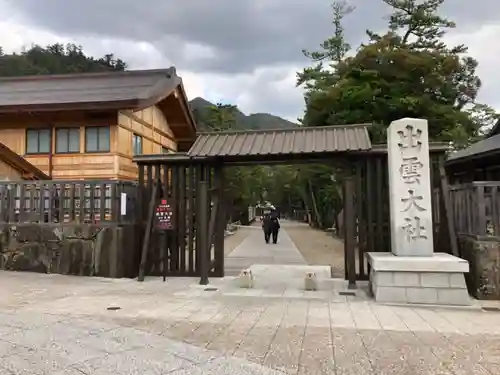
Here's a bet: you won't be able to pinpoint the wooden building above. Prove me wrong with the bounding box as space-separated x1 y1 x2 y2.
0 141 49 180
446 122 500 183
0 68 197 180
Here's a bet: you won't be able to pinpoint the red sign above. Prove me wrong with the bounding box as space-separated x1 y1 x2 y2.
155 200 174 230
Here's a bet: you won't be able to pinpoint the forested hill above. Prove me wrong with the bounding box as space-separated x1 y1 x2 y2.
0 43 296 131
189 97 297 131
0 43 126 75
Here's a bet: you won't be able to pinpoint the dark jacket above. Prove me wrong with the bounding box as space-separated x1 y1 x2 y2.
262 215 272 232
270 212 280 230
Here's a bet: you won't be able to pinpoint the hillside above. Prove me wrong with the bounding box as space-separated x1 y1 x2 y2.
189 97 297 131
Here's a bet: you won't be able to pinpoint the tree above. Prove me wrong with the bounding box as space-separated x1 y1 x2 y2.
0 43 127 77
296 1 354 99
291 0 500 229
293 1 356 228
300 0 498 147
204 103 238 131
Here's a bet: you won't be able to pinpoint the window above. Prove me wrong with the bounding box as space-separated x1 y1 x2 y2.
26 129 51 154
132 134 143 155
85 126 110 152
56 128 80 153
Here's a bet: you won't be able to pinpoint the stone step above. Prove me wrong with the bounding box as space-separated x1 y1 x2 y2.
231 264 333 290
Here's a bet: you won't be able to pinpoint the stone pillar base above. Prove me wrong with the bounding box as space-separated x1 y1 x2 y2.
367 252 471 306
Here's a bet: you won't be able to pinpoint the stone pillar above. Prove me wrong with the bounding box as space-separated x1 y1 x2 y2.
367 118 471 306
387 118 433 256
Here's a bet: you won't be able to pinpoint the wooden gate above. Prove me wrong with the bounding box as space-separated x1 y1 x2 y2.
135 155 225 282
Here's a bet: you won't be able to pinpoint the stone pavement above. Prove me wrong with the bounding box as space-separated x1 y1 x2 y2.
0 310 285 374
225 220 306 275
0 271 500 374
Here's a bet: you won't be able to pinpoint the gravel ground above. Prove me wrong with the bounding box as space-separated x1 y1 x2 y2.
285 223 345 278
224 228 252 255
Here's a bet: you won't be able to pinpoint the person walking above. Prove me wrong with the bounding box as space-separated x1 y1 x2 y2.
261 212 272 244
270 209 280 244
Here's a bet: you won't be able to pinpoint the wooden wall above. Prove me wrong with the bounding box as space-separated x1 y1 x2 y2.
0 158 22 180
0 105 178 181
116 106 177 180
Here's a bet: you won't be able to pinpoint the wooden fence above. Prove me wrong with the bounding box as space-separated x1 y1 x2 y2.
449 181 500 236
0 180 138 225
135 156 225 281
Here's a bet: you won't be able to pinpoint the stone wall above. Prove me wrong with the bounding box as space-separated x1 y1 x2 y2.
0 224 137 278
458 234 500 300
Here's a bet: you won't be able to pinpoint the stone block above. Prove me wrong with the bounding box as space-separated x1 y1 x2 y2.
374 286 407 303
372 271 393 287
406 287 438 304
420 272 450 288
393 272 419 287
367 252 469 273
437 289 471 306
449 273 467 289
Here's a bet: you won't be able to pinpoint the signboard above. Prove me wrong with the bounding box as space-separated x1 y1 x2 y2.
154 199 174 230
120 193 127 215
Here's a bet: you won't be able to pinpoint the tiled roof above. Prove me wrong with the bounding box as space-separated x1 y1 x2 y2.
0 68 179 111
187 124 372 157
447 134 500 163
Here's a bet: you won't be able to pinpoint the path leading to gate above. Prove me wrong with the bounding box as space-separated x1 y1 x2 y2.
225 220 307 276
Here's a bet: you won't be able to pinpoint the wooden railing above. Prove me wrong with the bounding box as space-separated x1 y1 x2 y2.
0 180 138 225
449 181 500 236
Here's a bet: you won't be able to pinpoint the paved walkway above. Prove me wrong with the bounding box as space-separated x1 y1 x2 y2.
0 310 284 374
225 220 306 275
0 271 499 374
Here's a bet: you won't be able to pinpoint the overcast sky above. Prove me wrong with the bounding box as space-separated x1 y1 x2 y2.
1 0 499 122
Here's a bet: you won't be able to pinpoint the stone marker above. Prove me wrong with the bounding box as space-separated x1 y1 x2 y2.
304 271 318 291
238 269 254 289
387 118 433 257
368 118 471 306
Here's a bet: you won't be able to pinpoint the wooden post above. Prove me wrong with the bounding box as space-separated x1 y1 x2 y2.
355 160 366 279
137 182 158 282
213 164 225 277
163 233 170 282
344 175 357 289
439 164 459 256
198 179 209 285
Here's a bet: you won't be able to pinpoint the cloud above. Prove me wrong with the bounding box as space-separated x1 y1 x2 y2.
1 0 500 121
444 24 500 110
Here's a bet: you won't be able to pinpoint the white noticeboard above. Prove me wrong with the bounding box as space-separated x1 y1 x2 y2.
120 193 127 215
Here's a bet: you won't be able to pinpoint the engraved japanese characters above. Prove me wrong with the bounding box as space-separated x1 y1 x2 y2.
387 118 434 256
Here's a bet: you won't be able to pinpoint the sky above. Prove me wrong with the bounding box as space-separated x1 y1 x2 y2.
0 0 499 123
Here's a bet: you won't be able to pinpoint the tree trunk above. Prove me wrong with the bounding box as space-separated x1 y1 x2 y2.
298 189 311 224
308 179 323 228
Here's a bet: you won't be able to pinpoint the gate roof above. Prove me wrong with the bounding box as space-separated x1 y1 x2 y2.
187 124 372 159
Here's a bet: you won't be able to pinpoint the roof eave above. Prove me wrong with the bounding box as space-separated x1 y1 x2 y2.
150 79 197 143
0 142 50 180
0 98 142 114
446 148 500 166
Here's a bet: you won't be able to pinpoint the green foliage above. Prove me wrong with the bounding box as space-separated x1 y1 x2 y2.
297 1 353 99
300 0 498 148
292 0 500 228
189 97 296 131
0 43 127 76
204 103 239 131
